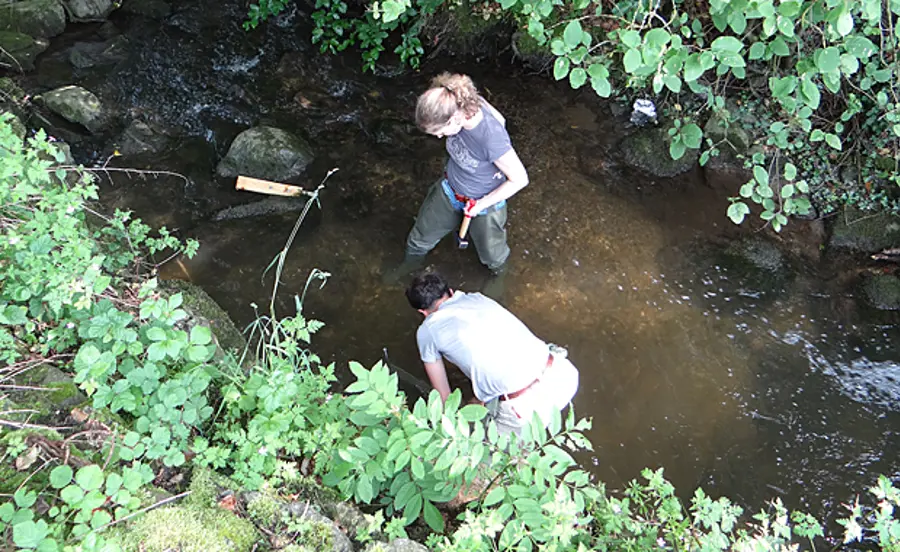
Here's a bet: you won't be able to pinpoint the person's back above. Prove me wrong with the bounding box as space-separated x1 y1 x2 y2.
417 291 549 403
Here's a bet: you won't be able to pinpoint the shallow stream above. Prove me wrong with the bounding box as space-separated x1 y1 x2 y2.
18 0 900 526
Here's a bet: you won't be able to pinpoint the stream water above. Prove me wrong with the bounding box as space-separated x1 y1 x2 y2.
17 0 900 528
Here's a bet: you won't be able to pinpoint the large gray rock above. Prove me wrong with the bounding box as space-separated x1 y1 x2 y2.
862 274 900 310
212 196 306 222
0 0 66 38
619 126 699 178
829 208 900 253
216 126 314 182
40 85 107 132
0 30 48 71
62 0 115 20
283 501 353 552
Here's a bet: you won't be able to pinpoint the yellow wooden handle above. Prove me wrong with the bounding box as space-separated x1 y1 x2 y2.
235 175 305 197
458 215 472 240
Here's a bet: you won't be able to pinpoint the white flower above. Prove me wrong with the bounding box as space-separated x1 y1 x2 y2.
8 236 19 245
258 446 268 456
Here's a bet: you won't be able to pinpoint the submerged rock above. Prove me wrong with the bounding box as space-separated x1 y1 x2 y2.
216 126 315 182
725 236 785 272
829 208 900 254
619 125 698 178
0 0 66 38
862 274 900 310
40 85 107 133
63 0 116 20
68 36 129 69
118 0 171 18
211 196 306 222
114 119 170 155
0 30 48 71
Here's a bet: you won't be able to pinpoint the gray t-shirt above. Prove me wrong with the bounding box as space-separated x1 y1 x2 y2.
445 107 512 199
416 291 549 403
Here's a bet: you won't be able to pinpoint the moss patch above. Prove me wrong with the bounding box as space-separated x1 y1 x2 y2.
122 504 258 552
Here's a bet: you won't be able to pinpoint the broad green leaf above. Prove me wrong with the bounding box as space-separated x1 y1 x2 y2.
569 67 587 89
784 163 797 180
727 202 750 224
681 123 702 148
669 140 686 160
836 10 853 36
563 20 583 49
810 128 825 141
664 74 682 93
591 76 611 97
553 57 570 80
483 486 506 506
645 28 671 49
189 326 212 346
815 47 840 73
729 11 746 33
684 54 704 81
623 49 642 73
711 36 743 53
824 133 842 150
403 493 423 523
422 499 444 532
770 37 790 56
800 76 820 109
748 42 766 60
844 36 876 59
459 404 487 422
75 465 104 491
781 184 796 198
13 520 50 549
840 53 859 75
50 465 74 489
620 29 641 49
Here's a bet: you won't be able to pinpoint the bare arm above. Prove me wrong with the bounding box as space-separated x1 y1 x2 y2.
467 148 529 214
424 358 452 403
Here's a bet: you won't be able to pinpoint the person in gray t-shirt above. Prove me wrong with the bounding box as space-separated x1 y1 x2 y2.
406 272 579 436
384 73 529 299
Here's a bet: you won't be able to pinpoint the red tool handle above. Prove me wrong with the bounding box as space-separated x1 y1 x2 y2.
458 199 476 240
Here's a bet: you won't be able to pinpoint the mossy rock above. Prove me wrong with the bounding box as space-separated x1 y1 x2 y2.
160 279 246 355
619 125 699 178
862 274 900 310
829 208 900 254
0 30 49 71
187 467 241 509
216 126 315 182
0 0 66 38
40 85 107 133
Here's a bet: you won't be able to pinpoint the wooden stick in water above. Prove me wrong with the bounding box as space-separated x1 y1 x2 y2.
235 175 312 197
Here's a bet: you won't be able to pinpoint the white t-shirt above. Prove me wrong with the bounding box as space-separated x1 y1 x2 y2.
416 291 549 403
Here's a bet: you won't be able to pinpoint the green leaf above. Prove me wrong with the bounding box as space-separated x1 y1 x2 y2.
553 57 570 80
684 54 704 81
411 456 425 480
815 47 840 73
14 488 36 508
644 28 670 49
669 140 686 160
569 67 587 89
836 10 853 36
748 42 766 60
422 499 444 532
711 36 743 53
189 326 212 346
784 163 797 181
146 327 166 342
403 493 423 523
50 465 74 489
620 30 640 49
664 74 682 93
844 36 876 59
13 519 50 549
800 76 820 109
459 404 487 422
623 49 642 73
60 484 85 504
840 53 859 75
590 76 611 97
681 123 702 148
727 202 750 224
75 465 104 491
810 128 824 142
563 20 583 49
729 11 746 33
824 133 842 150
186 344 212 363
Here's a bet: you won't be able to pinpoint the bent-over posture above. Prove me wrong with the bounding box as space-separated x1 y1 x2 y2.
406 272 579 435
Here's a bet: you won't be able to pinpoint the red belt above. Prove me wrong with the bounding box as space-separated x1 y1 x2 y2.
500 354 554 401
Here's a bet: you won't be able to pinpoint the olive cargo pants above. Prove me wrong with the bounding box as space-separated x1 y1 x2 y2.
405 180 510 271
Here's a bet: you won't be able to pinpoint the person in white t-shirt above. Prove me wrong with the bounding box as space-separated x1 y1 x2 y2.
405 271 579 435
